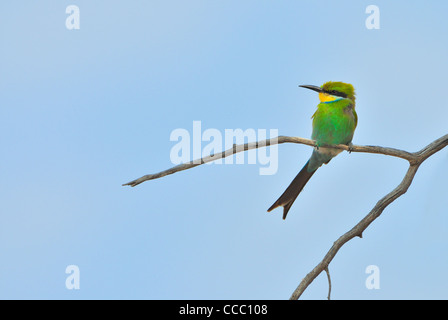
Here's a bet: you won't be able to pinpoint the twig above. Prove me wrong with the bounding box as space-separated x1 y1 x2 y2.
325 267 331 300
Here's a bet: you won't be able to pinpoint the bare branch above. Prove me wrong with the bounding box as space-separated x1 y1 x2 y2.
289 134 448 300
122 133 448 299
122 134 443 187
123 138 277 187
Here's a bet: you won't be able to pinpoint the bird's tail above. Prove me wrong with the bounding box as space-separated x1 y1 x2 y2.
267 160 316 220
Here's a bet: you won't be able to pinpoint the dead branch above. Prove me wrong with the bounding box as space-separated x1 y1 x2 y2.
122 135 427 187
122 133 448 299
289 133 448 300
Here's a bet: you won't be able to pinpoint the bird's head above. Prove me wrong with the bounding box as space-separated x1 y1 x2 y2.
299 81 355 104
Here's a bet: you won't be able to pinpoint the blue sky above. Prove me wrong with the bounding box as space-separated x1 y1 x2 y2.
1 1 447 299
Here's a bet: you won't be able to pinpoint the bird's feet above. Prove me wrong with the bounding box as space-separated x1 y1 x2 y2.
347 142 354 154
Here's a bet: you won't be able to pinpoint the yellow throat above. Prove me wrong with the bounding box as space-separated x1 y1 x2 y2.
319 92 343 103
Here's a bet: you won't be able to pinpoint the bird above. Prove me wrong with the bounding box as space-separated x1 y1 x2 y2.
267 81 357 220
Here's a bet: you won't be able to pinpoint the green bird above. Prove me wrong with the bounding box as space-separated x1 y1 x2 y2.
267 81 357 219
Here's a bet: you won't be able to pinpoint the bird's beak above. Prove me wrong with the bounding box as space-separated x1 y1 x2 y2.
299 84 323 93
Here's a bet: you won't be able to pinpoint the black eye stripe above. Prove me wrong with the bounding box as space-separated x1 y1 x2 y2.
327 90 347 98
